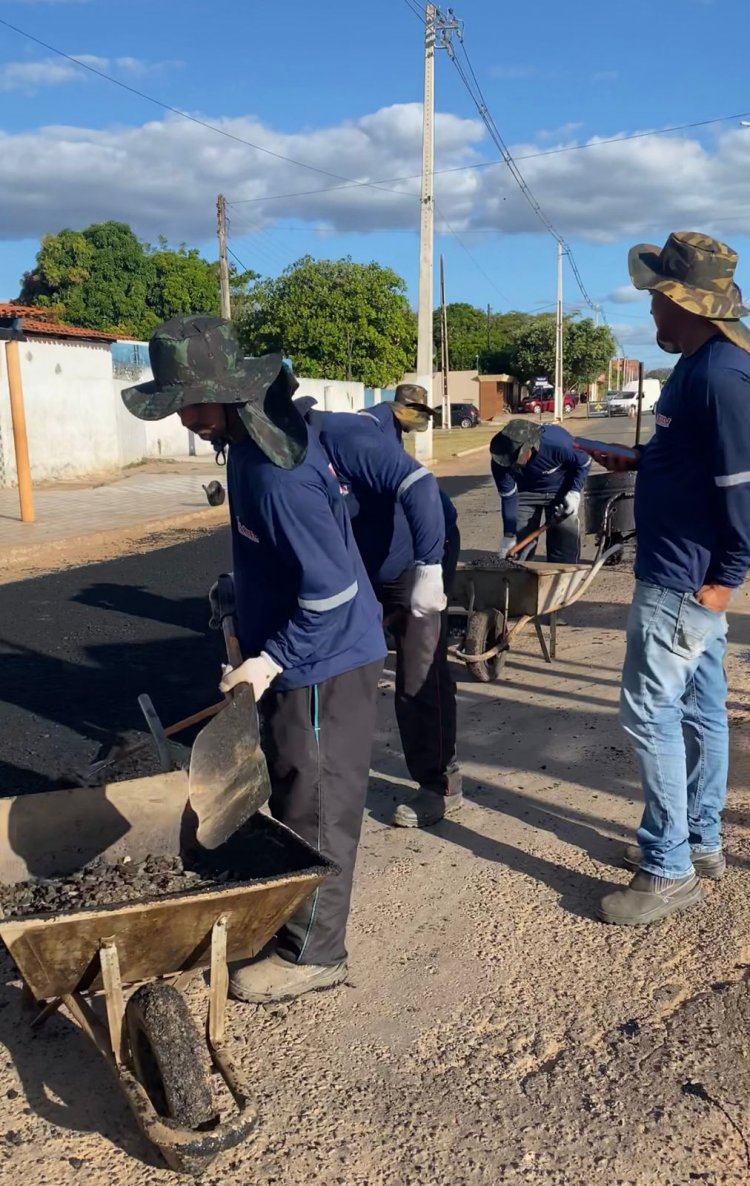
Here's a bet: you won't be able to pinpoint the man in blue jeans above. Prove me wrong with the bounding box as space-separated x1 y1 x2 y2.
594 232 750 926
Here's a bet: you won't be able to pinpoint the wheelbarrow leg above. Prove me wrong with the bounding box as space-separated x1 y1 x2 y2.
208 915 229 1047
100 939 125 1067
550 612 557 661
534 620 552 664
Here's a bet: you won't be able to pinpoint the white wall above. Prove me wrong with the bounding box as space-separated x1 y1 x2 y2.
0 338 213 487
400 369 481 404
293 377 368 413
0 339 369 487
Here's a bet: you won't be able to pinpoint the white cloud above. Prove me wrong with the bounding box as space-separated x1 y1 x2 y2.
1 102 750 273
0 55 181 93
536 122 583 143
607 285 646 304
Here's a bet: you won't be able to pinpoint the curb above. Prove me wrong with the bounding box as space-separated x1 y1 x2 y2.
2 505 228 583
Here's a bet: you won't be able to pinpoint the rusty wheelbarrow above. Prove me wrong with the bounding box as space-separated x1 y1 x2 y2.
0 771 335 1175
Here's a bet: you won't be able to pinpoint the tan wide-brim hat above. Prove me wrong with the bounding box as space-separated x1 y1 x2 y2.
628 231 750 354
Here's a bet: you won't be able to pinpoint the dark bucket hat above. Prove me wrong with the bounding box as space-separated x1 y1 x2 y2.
628 231 750 354
121 315 306 468
490 419 543 468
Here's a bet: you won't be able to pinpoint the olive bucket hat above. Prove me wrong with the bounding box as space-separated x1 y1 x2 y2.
490 419 543 468
121 315 307 468
628 231 750 354
391 383 439 432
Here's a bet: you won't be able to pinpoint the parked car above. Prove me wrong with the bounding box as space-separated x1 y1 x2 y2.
606 378 661 415
432 402 481 428
519 391 577 416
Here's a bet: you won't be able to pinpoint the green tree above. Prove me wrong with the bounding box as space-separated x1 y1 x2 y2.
507 316 615 389
237 256 416 387
646 367 673 382
17 221 252 340
434 303 531 373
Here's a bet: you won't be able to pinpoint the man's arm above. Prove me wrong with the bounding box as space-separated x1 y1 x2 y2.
491 459 519 536
704 364 750 601
324 422 445 566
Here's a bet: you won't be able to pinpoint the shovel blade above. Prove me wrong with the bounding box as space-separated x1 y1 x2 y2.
188 685 271 850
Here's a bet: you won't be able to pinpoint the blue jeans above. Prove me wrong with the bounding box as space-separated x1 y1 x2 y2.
620 581 729 879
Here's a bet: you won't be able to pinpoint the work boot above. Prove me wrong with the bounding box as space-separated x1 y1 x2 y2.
622 843 726 880
391 788 464 828
598 871 703 927
229 952 347 1004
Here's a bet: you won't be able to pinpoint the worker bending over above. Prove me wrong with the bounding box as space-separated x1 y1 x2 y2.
123 316 385 1004
490 419 590 561
295 384 462 829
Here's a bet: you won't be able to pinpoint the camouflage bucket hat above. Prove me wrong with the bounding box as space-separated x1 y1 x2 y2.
490 419 543 468
628 232 750 354
121 315 306 468
392 382 439 430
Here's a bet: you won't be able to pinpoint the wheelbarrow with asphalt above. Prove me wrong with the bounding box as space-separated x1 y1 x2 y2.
449 489 635 682
0 770 335 1175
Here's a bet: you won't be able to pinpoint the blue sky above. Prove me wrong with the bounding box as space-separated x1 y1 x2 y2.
1 0 749 365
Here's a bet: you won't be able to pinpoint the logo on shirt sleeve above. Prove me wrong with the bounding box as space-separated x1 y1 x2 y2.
236 516 260 543
655 413 672 428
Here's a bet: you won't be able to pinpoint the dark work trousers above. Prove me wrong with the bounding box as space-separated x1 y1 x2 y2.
377 523 462 797
515 493 580 563
260 658 382 967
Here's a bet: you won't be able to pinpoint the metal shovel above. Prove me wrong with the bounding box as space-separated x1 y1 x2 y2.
188 610 272 850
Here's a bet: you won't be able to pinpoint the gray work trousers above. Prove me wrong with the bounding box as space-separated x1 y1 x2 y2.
515 494 580 563
377 524 462 797
261 658 383 966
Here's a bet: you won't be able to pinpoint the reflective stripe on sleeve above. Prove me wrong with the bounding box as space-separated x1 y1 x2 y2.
298 580 358 612
397 467 430 500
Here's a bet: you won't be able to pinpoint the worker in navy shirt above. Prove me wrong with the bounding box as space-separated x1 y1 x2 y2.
592 233 750 927
489 419 590 561
122 316 385 1004
296 385 463 830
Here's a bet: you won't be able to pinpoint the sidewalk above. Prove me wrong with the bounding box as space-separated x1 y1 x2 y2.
1 461 224 582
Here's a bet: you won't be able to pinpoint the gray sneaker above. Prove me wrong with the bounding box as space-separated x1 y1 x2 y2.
622 843 726 880
229 952 347 1004
598 871 703 927
391 788 464 828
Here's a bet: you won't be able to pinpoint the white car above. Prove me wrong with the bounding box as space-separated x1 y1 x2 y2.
606 379 661 416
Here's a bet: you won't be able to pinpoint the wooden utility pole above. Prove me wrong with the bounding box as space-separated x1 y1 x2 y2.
553 241 564 421
439 254 451 431
5 339 35 523
415 4 437 462
216 194 231 319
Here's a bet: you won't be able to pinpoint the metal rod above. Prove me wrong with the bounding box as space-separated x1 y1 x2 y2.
634 360 644 446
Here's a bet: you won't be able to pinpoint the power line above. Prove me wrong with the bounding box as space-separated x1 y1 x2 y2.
226 244 254 276
401 0 426 22
0 15 420 201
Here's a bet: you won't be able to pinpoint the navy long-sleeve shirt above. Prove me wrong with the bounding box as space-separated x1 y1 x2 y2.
491 423 591 536
228 427 386 690
634 336 750 592
359 401 459 538
307 409 444 585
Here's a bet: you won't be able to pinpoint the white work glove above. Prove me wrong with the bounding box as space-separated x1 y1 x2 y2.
560 491 581 517
499 535 517 559
410 564 447 617
219 652 282 700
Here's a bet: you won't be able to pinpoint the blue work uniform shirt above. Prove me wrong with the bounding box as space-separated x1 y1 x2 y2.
634 336 750 592
359 402 459 543
491 422 590 536
227 427 386 691
307 409 445 586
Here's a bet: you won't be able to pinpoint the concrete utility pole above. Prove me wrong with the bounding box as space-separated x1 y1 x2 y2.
216 194 231 320
439 253 451 431
553 241 564 422
414 3 459 462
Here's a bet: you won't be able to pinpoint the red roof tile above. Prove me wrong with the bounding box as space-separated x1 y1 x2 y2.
0 303 117 342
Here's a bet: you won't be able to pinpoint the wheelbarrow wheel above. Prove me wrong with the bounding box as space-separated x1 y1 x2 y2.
126 983 215 1131
463 609 506 683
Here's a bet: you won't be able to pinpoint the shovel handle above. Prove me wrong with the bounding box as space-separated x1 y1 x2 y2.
221 616 244 670
163 700 226 737
507 521 552 558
